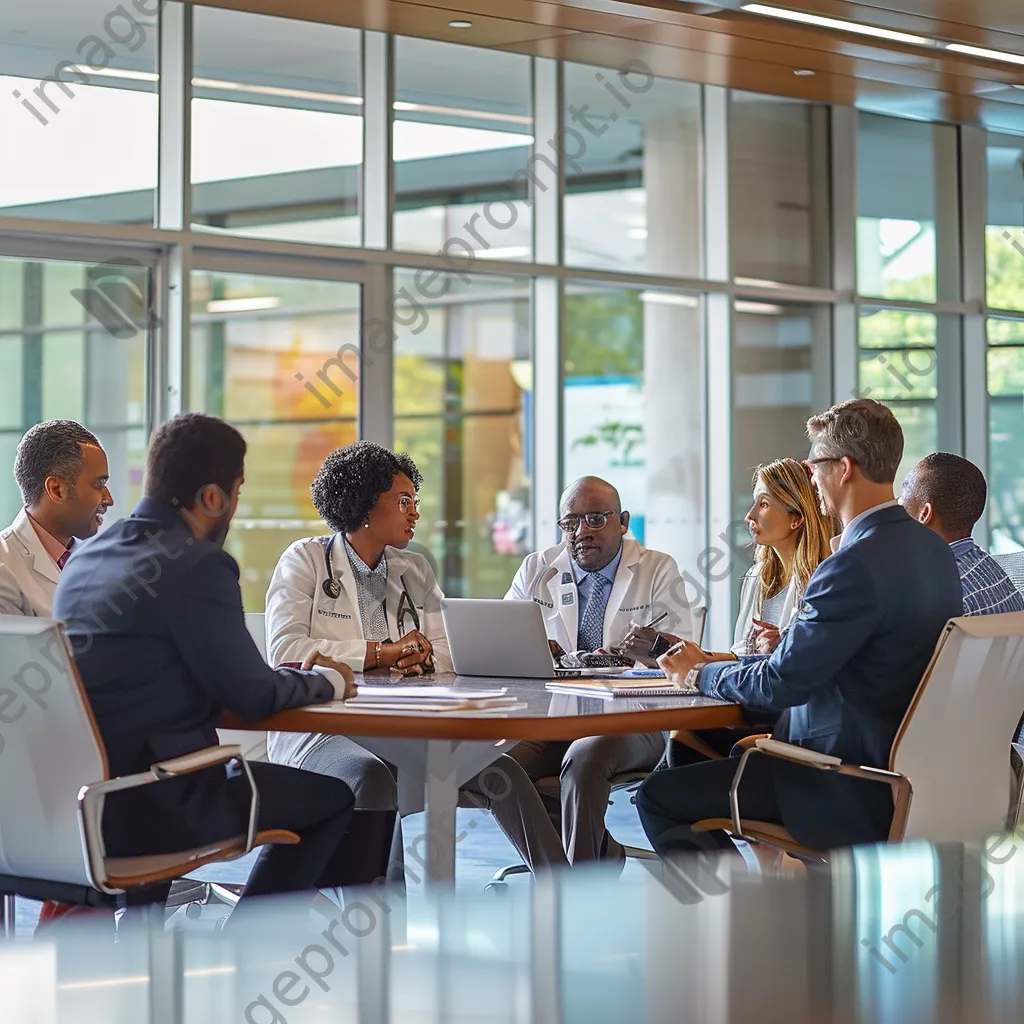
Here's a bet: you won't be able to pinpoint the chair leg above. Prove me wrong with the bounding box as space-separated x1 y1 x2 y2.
1 894 15 938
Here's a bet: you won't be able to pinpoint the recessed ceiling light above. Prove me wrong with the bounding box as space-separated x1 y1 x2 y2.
794 69 815 76
448 20 473 29
741 4 934 48
945 42 1024 66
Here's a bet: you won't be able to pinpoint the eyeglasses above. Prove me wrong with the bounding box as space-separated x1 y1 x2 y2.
397 495 421 514
557 510 622 534
802 456 843 477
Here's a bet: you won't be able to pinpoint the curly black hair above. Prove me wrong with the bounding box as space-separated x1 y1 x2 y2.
311 441 422 533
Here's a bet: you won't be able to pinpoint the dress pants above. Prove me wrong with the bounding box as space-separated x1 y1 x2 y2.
504 732 667 864
103 760 356 898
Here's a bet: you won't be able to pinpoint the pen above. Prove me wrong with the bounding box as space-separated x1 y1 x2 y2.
642 611 669 630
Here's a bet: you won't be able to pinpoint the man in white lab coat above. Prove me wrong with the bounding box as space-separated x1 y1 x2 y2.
505 476 693 865
0 420 114 616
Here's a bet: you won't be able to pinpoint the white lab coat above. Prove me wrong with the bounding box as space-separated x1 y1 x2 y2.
504 538 693 652
264 534 452 767
0 509 61 616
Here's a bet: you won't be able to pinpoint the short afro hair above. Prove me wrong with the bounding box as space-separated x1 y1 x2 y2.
904 452 987 538
145 413 247 509
311 442 422 534
15 420 103 504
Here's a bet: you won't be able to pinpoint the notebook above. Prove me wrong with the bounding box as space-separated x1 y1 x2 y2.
545 678 693 699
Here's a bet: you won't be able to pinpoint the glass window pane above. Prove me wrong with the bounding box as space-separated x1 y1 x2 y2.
730 92 829 287
191 9 362 246
857 114 954 304
393 38 532 262
733 302 827 523
563 65 701 276
0 255 150 525
189 271 361 609
0 1 157 224
986 131 1024 313
393 271 531 597
858 307 938 486
988 318 1024 551
563 284 706 589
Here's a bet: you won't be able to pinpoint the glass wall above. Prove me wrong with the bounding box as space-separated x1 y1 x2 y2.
393 271 531 596
0 0 158 224
857 114 955 304
563 64 701 276
191 8 362 245
730 92 830 287
2 0 1021 617
0 255 150 525
188 270 361 609
858 307 938 487
393 38 532 261
562 282 705 583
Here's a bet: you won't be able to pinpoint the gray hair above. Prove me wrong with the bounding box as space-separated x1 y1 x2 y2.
14 420 103 504
806 399 903 485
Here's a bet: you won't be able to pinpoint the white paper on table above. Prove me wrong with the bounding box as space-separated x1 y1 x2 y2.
347 685 508 703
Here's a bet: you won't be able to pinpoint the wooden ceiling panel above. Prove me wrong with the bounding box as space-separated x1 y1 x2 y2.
187 0 1024 133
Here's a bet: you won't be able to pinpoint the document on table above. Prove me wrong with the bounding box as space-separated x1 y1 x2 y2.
308 684 523 714
546 677 690 699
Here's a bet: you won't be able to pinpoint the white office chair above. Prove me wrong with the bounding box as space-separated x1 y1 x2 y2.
487 606 709 889
0 616 297 934
215 612 270 762
695 612 1024 855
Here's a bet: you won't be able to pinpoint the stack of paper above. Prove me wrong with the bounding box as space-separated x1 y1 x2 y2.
338 685 522 714
546 678 689 699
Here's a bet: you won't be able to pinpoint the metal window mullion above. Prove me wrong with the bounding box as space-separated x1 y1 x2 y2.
359 261 394 446
154 2 192 426
363 31 392 251
704 85 732 649
960 124 990 535
832 106 858 403
532 57 561 266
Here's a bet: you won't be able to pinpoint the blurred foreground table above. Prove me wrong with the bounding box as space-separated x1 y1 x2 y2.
6 836 1024 1024
223 674 742 886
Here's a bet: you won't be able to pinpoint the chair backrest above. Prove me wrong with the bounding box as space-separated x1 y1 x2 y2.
993 552 1024 596
692 605 708 647
891 612 1024 843
0 616 107 886
216 612 270 762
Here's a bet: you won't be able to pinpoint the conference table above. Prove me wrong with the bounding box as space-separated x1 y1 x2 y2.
223 674 743 887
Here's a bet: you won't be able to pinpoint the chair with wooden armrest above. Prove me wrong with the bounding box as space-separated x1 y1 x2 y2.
691 612 1024 858
0 618 297 934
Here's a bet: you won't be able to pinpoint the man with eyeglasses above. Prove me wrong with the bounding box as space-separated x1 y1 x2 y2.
638 399 963 864
503 475 694 866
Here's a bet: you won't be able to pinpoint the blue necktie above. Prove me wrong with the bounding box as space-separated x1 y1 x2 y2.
578 573 611 652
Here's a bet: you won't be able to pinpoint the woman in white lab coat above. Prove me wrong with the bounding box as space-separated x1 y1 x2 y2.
265 441 452 885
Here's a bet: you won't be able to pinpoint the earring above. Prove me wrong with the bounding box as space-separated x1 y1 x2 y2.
363 522 369 528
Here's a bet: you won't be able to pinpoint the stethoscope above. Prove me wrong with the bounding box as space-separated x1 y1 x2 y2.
320 534 421 633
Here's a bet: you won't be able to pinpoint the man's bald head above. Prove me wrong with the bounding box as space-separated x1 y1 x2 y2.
559 476 621 516
558 476 628 571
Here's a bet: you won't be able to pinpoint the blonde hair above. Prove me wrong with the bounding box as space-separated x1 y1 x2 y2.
751 458 837 609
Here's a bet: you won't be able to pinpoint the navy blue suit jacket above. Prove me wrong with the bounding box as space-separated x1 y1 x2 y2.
700 503 962 847
54 497 334 778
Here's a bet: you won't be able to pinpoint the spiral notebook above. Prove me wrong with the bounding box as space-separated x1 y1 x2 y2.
545 676 691 699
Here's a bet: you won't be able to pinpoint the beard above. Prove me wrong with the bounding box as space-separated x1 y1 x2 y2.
207 516 232 547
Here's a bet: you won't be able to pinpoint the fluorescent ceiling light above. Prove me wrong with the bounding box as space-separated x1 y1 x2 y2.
87 67 159 83
479 246 531 259
945 43 1024 66
640 292 700 308
740 4 934 47
735 300 785 315
193 78 364 106
394 101 532 127
734 276 791 289
206 297 281 314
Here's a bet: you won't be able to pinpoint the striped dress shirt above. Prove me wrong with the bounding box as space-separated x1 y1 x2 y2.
950 537 1024 617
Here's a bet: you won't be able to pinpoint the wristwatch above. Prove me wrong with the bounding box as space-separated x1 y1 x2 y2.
680 664 705 693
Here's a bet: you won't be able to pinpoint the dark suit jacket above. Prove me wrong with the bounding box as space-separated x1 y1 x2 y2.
54 497 334 779
700 503 963 848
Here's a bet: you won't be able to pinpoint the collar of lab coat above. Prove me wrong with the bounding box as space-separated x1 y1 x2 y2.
10 507 61 586
327 536 421 637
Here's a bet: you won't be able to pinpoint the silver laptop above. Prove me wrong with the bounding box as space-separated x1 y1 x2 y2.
441 598 560 678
